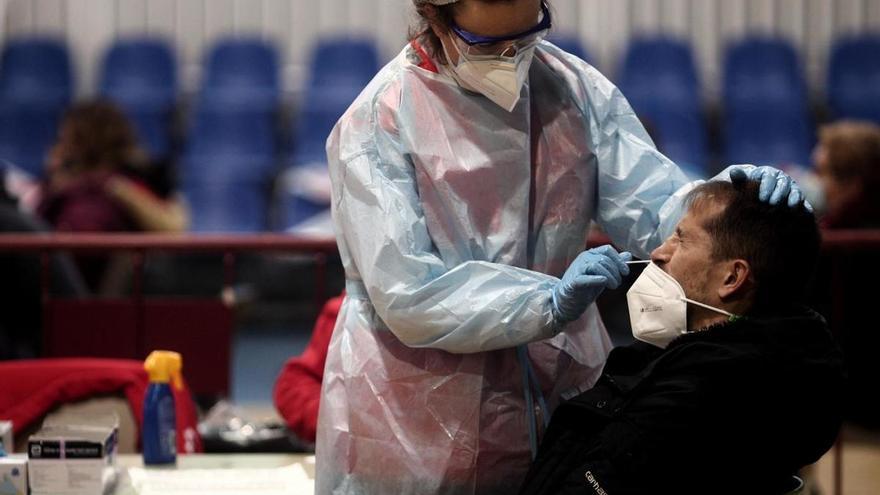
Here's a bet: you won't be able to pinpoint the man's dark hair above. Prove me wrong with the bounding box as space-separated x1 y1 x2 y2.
684 178 820 314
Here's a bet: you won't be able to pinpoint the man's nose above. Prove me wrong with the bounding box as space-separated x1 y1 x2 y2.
650 244 669 265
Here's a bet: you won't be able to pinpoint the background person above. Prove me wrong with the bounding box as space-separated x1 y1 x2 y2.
518 178 845 495
809 120 880 428
317 0 808 492
35 100 188 290
812 120 880 229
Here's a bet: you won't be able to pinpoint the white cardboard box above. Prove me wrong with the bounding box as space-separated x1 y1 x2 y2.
0 455 28 495
27 421 118 495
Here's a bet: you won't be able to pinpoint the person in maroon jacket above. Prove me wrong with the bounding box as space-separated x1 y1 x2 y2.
812 120 880 229
273 295 343 443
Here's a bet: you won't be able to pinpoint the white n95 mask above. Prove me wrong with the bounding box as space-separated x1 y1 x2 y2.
442 40 537 112
626 263 733 349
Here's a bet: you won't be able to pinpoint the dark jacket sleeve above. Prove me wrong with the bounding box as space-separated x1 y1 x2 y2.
272 295 342 443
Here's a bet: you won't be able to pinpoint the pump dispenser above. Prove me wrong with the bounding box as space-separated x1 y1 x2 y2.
143 350 182 465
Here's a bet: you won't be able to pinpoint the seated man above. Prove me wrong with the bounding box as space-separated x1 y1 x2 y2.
518 178 846 495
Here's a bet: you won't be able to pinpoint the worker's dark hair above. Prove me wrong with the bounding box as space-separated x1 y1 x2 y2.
409 0 534 64
684 178 820 314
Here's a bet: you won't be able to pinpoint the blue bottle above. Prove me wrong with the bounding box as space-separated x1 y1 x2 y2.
142 350 183 465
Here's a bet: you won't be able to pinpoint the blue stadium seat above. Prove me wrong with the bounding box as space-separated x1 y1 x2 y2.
722 37 813 168
546 34 591 64
724 110 812 168
291 37 379 164
646 112 709 177
100 38 177 159
723 37 807 113
186 109 276 164
307 37 379 92
278 38 380 229
183 178 268 233
618 37 707 171
0 37 72 108
620 38 699 111
0 107 63 176
828 35 880 123
0 37 72 176
200 37 280 112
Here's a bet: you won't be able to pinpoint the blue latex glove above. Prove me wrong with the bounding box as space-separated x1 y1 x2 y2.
552 245 632 324
729 165 812 211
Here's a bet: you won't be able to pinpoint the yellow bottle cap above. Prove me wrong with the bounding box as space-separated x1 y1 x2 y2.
144 350 184 390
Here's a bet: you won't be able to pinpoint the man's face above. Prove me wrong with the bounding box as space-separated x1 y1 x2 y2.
650 202 726 325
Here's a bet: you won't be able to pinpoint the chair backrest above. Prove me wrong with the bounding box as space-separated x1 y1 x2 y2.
182 178 269 233
645 111 709 175
100 37 177 108
724 36 807 112
620 37 699 109
723 110 813 167
0 106 65 176
187 109 276 161
306 37 379 91
290 91 357 166
201 37 280 111
289 37 379 166
0 37 72 108
828 35 880 122
617 37 706 171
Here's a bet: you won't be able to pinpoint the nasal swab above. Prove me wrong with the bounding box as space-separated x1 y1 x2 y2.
625 260 651 265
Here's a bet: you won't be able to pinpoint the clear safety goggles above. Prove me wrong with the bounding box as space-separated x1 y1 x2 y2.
449 2 551 58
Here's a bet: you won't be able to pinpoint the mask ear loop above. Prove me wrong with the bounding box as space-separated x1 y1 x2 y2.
681 297 735 317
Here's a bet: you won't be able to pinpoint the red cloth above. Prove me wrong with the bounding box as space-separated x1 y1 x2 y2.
0 358 202 453
273 295 343 443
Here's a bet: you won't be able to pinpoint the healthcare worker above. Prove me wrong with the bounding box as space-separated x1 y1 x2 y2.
316 0 807 493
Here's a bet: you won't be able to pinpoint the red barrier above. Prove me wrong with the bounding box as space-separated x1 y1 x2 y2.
0 234 338 398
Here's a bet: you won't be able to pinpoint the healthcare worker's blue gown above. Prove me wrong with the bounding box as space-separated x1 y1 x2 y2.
316 40 698 495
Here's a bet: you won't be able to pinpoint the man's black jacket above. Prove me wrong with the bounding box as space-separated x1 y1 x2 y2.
519 308 846 495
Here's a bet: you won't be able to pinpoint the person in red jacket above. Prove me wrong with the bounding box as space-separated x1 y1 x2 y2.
273 295 343 443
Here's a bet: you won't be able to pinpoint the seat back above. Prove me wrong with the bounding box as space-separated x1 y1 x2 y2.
828 35 880 123
288 37 380 167
724 37 807 112
618 37 707 171
201 37 280 111
307 37 379 90
0 37 73 176
100 38 177 159
100 38 176 106
182 176 269 233
0 37 72 108
722 37 813 167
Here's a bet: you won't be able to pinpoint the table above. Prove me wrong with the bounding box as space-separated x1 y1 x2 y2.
113 454 315 495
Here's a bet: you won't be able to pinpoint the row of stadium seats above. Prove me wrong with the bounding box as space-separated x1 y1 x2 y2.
0 34 878 231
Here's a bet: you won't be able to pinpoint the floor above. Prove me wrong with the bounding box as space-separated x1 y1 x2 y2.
812 425 880 495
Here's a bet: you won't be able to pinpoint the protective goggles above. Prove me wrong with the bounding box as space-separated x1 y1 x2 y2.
449 2 551 57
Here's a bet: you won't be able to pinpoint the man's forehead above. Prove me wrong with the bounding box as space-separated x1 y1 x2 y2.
681 202 724 236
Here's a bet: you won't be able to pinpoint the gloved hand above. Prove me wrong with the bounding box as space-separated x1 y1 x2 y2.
552 245 632 324
728 165 812 211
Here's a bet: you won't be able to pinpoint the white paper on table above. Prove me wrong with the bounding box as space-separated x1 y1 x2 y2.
127 463 314 495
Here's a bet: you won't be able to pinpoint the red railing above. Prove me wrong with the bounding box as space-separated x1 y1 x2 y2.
1 229 876 495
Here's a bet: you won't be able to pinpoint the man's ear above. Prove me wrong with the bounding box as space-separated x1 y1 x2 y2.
717 259 751 300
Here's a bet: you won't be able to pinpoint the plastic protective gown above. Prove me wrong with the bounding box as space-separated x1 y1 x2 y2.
316 41 695 495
